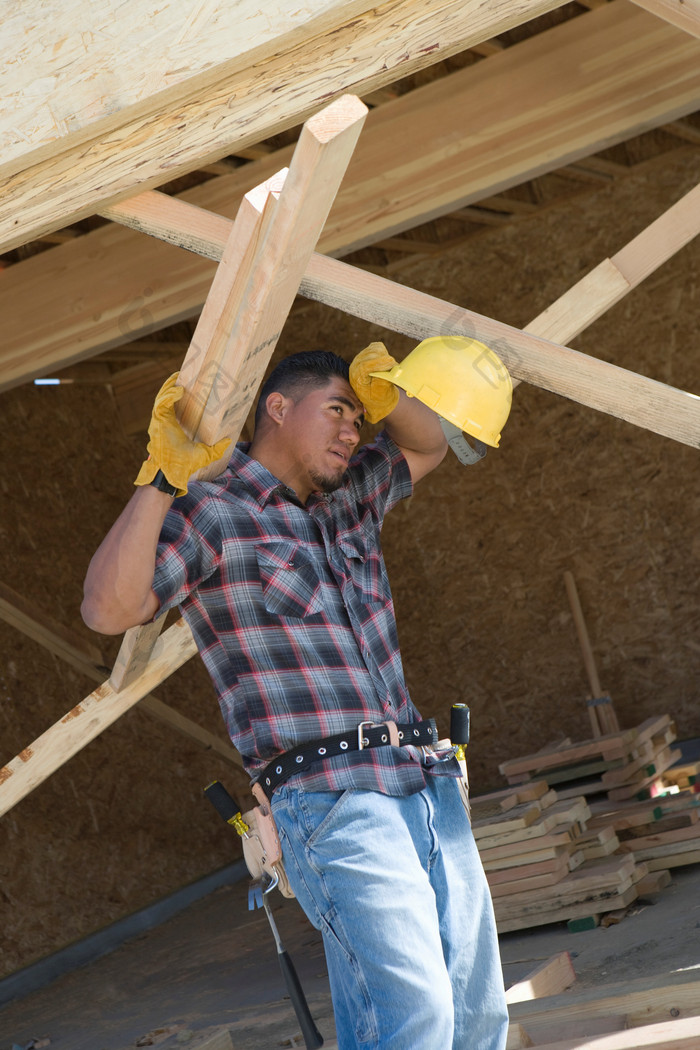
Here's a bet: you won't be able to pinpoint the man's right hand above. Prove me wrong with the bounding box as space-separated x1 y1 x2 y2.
134 373 231 497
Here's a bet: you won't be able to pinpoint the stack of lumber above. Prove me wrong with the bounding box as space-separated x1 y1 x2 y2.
504 954 700 1050
471 782 649 933
588 791 700 873
498 717 681 804
479 716 700 930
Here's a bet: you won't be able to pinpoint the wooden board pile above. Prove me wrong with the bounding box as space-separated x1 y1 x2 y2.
499 716 681 803
471 782 653 933
503 952 700 1050
472 715 700 931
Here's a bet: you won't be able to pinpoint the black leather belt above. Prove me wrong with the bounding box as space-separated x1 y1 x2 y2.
255 718 438 800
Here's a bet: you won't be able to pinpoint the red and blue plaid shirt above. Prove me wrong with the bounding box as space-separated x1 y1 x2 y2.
153 433 440 795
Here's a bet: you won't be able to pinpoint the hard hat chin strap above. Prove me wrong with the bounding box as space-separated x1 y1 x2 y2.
439 417 487 466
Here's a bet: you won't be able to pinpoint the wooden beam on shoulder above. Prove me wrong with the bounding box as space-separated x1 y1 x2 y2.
177 94 367 449
104 94 366 678
0 0 568 252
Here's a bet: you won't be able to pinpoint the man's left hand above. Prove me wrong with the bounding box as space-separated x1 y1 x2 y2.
349 342 400 424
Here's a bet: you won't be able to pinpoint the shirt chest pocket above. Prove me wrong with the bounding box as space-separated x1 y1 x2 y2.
255 541 325 619
336 516 389 609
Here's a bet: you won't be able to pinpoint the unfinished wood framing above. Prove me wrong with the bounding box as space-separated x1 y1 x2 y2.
80 178 700 448
3 0 700 379
5 145 700 814
0 0 569 251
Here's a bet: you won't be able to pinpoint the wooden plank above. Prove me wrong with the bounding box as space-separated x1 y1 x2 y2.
106 95 366 680
499 734 637 779
563 570 604 736
646 848 700 870
505 951 576 1004
109 619 165 691
509 969 700 1039
95 194 700 450
495 884 639 932
0 618 199 817
0 582 240 766
5 1 700 379
471 802 543 838
616 822 700 854
0 580 106 674
494 856 638 916
179 93 367 449
478 824 581 863
506 1024 535 1050
488 853 585 897
630 0 700 39
503 1015 700 1049
0 0 569 251
105 95 366 718
606 749 682 801
484 846 579 876
0 0 374 180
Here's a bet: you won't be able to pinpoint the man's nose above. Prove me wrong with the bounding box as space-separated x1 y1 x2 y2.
341 421 361 447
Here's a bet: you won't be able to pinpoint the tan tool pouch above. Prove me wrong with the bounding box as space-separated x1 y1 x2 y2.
241 782 295 898
435 737 470 820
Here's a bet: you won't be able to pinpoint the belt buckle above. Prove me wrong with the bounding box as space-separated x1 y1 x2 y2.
357 721 373 751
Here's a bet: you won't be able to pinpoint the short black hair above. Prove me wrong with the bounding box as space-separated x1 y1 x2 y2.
254 350 350 428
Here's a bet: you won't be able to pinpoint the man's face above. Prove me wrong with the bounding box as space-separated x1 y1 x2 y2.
280 376 365 497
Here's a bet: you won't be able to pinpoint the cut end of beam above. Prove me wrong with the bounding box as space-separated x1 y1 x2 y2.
305 93 368 143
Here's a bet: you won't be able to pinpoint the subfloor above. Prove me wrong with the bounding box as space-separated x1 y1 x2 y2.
2 863 700 1050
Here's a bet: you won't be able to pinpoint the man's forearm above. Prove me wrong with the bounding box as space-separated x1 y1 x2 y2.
384 391 448 483
81 486 173 634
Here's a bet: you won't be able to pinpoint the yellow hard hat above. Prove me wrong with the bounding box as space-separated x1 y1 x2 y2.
370 335 513 448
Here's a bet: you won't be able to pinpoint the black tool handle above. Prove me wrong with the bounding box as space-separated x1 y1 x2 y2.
278 949 324 1049
450 703 470 746
204 780 242 824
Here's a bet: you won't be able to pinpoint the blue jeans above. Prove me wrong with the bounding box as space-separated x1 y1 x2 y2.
271 774 508 1050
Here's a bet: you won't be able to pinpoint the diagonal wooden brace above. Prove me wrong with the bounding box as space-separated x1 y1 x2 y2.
106 179 700 449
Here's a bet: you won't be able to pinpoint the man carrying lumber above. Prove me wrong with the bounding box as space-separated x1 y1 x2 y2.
82 337 511 1050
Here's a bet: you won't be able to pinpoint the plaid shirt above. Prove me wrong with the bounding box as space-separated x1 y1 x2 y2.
153 433 447 795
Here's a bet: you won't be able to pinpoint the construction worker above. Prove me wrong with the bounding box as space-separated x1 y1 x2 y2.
82 338 512 1050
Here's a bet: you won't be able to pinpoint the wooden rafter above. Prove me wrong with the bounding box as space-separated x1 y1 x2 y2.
0 0 569 252
103 180 700 447
2 1 700 389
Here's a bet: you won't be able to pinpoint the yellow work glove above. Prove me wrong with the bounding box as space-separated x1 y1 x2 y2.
134 373 231 497
349 342 400 424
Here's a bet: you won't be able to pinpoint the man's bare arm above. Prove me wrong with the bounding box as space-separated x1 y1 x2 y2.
384 390 448 484
81 486 173 634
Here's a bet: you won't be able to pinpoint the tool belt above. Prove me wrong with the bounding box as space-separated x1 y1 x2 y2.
254 718 438 801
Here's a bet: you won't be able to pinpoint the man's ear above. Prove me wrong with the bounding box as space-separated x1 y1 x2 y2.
264 391 290 426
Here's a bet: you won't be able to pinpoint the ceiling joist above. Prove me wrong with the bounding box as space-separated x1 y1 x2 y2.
0 0 569 253
3 1 700 391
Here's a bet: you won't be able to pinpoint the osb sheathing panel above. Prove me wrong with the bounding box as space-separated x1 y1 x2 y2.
2 149 700 975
